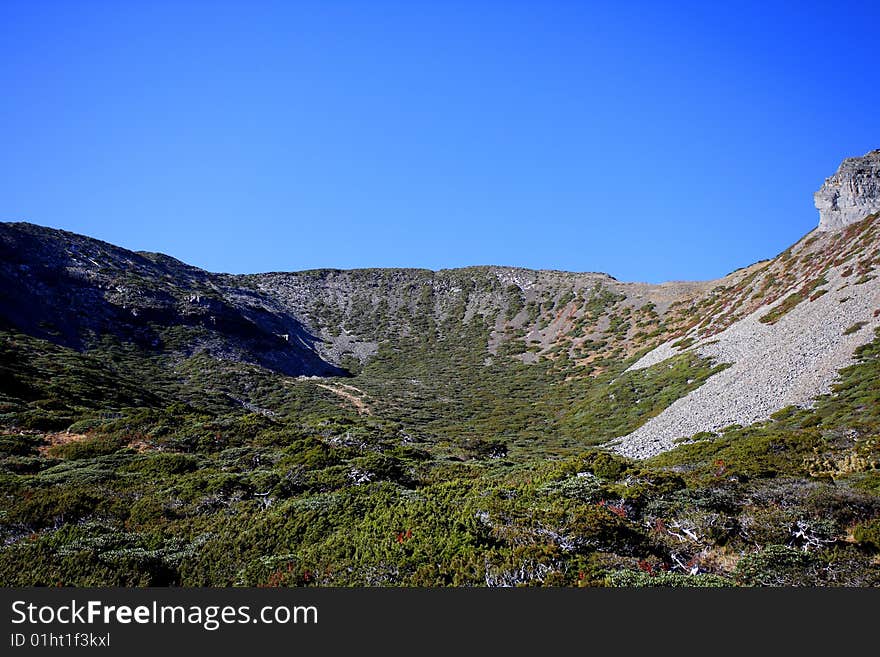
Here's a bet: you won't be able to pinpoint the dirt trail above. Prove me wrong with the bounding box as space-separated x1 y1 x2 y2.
315 383 372 415
37 431 152 455
37 432 90 456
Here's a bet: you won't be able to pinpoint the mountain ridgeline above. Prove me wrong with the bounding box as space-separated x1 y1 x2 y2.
0 221 710 376
1 150 880 587
0 219 719 452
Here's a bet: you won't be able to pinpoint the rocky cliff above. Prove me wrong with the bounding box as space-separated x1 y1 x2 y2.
815 149 880 231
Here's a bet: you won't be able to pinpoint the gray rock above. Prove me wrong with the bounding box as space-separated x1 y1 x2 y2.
815 149 880 231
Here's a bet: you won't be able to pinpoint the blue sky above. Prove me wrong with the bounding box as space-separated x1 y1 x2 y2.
1 1 878 282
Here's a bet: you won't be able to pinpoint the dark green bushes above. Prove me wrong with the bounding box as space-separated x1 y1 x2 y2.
48 435 129 460
2 325 880 587
853 518 880 551
734 545 816 586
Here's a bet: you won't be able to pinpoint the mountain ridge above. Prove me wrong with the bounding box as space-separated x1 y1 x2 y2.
3 211 879 458
2 151 880 587
0 220 765 284
1 150 879 453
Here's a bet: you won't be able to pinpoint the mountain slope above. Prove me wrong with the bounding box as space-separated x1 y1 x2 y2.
0 222 345 378
614 213 880 457
2 150 880 587
0 221 714 452
2 157 880 458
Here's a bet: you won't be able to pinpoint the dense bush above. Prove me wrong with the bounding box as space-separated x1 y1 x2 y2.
853 518 880 552
734 546 817 586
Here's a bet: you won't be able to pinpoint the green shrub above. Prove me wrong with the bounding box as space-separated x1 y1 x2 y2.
48 435 128 460
128 497 171 525
843 322 867 336
852 518 880 552
589 451 629 480
734 545 815 586
538 473 606 503
759 293 804 324
609 570 731 587
0 434 41 457
124 452 201 476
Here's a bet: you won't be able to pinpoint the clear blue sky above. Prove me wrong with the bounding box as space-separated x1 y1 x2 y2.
1 1 878 282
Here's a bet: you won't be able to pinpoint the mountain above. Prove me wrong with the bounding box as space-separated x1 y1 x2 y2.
0 221 711 378
0 220 717 447
815 149 880 231
0 223 345 377
1 150 879 587
3 175 878 454
616 206 880 457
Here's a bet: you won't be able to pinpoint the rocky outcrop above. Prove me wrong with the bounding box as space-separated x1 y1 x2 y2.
815 149 880 231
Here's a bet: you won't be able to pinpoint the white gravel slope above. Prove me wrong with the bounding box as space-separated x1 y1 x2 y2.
611 266 880 459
